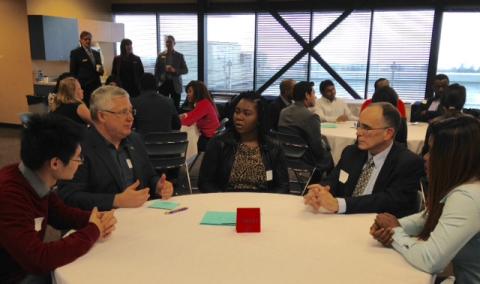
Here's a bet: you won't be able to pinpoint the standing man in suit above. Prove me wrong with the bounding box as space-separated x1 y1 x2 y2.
304 103 424 218
58 86 174 211
154 35 189 110
70 31 103 106
267 79 295 131
278 81 333 174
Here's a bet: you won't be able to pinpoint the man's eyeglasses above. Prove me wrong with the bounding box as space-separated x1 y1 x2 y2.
101 109 136 117
356 123 390 134
70 156 84 165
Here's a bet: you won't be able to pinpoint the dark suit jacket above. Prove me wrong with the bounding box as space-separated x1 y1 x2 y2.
69 47 102 101
267 96 290 131
415 97 444 122
57 128 160 211
154 50 188 94
321 143 424 218
278 101 333 172
132 90 181 136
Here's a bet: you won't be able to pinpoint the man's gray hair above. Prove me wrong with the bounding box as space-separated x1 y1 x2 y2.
90 86 129 121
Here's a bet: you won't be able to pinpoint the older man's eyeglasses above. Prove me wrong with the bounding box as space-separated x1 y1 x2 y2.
101 108 136 117
356 123 390 134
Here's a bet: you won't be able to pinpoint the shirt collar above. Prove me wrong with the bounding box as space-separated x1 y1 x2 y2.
18 162 51 198
280 95 291 106
368 141 393 168
320 96 336 103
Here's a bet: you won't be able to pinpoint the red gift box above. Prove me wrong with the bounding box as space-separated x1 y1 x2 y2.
236 208 261 233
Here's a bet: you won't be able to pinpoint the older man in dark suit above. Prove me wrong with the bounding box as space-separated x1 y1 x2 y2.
304 103 424 218
69 31 103 106
154 35 188 110
58 86 174 211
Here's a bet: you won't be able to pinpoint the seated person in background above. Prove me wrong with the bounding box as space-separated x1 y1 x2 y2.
278 81 333 174
48 72 74 111
51 77 93 126
371 86 407 145
371 115 480 284
132 73 180 136
179 80 220 152
311 79 358 122
199 92 289 193
421 83 466 156
360 78 407 118
267 79 295 131
416 74 450 122
58 86 174 211
304 103 424 217
0 114 116 283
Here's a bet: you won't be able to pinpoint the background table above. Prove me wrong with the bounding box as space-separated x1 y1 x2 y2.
55 193 430 284
322 121 428 164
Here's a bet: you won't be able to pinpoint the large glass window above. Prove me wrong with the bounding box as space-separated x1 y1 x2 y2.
256 12 310 95
438 12 480 108
311 11 371 100
114 14 157 73
368 10 434 102
206 14 255 92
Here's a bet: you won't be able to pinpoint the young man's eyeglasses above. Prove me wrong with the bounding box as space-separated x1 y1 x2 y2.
70 156 84 164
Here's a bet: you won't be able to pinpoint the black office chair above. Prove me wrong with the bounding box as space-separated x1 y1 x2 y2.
144 131 192 194
270 130 316 195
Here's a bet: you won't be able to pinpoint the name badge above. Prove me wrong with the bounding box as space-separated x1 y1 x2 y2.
82 59 88 62
126 158 133 169
339 169 349 184
266 170 273 181
34 217 44 232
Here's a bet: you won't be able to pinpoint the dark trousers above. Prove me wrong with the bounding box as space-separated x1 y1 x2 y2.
158 80 180 110
197 135 211 152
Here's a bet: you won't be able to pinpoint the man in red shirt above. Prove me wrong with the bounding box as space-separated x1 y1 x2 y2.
0 114 116 283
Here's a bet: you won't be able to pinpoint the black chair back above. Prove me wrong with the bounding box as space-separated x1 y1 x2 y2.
144 131 192 193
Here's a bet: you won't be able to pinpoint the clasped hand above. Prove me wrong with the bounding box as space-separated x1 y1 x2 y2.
89 207 117 241
303 184 339 213
369 213 400 247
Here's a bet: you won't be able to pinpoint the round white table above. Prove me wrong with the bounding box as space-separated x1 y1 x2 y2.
322 121 428 164
54 193 430 284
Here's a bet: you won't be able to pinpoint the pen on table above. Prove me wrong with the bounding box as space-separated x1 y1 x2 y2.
165 207 189 215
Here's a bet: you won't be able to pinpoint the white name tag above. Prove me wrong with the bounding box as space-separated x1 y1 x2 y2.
34 217 44 232
339 169 349 184
266 170 273 181
126 158 133 169
82 59 88 62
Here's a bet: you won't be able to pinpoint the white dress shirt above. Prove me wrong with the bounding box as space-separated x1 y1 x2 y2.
311 96 358 122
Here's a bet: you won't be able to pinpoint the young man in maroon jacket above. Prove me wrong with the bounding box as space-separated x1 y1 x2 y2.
0 114 116 283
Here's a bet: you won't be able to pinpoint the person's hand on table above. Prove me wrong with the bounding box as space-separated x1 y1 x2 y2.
304 184 338 213
336 114 349 122
97 209 117 240
157 174 174 200
375 213 400 229
113 180 150 208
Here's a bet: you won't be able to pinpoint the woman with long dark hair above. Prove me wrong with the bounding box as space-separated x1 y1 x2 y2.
111 38 144 97
179 80 220 152
370 115 480 283
198 92 289 193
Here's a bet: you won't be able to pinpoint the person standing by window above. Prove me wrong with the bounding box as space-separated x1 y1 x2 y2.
111 39 144 98
154 35 188 110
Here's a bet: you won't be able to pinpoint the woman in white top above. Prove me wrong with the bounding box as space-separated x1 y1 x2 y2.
370 115 480 284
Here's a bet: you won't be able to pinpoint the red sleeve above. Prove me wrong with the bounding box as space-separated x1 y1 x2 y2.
0 188 99 274
360 99 372 112
48 192 91 230
397 99 407 118
181 100 209 126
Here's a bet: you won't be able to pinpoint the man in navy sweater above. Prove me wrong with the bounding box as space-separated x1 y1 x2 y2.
0 114 116 283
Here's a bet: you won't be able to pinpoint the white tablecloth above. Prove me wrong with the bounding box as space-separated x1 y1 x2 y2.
180 124 200 160
322 121 428 164
54 193 431 284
